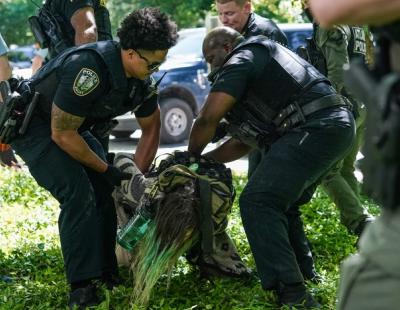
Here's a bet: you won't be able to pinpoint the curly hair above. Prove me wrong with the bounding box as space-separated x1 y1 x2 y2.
117 8 178 50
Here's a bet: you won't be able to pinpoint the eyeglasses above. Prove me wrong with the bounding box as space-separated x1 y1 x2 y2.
134 49 162 72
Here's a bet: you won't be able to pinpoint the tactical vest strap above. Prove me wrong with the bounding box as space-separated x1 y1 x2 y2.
274 94 349 131
197 177 214 254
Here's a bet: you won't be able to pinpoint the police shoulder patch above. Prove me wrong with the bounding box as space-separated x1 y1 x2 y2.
73 68 100 96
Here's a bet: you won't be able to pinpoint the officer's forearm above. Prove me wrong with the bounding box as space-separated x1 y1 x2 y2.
203 138 251 163
71 7 98 45
75 27 97 45
0 56 12 81
51 130 107 172
134 129 159 173
188 117 216 156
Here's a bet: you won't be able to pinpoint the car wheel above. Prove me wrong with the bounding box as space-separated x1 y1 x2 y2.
112 131 133 139
160 98 194 144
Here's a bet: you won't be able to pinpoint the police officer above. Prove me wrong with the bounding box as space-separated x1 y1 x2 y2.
303 2 374 237
310 0 400 309
38 0 112 58
215 0 287 178
216 0 288 45
189 26 355 308
8 8 177 309
215 0 288 178
215 1 319 283
0 33 20 168
31 0 114 151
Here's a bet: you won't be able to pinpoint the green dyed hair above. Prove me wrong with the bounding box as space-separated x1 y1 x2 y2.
130 184 200 306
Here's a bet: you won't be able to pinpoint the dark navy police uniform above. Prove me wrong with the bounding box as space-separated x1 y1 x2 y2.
242 12 288 45
240 12 289 180
11 41 157 284
210 36 355 289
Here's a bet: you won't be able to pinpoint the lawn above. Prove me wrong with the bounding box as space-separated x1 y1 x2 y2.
0 166 379 309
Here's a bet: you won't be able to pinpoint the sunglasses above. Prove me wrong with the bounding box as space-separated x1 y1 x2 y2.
134 49 163 72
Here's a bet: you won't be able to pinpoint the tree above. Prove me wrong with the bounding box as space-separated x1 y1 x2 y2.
253 0 303 23
0 0 37 46
107 0 138 37
0 0 306 46
108 0 213 30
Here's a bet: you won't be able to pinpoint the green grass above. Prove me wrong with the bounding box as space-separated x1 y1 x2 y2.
0 166 380 309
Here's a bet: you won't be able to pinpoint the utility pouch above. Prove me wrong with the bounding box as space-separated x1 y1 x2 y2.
297 37 328 76
29 5 70 55
226 105 279 150
0 81 39 144
28 15 50 48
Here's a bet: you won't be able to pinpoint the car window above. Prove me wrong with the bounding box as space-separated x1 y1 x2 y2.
285 30 313 51
8 50 32 62
168 32 205 58
8 46 35 69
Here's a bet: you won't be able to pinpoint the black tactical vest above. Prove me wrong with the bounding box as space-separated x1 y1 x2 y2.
213 36 329 148
30 41 150 129
217 36 329 146
243 13 288 46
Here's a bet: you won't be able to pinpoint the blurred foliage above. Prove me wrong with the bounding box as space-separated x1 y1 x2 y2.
0 0 306 46
0 0 37 46
253 0 303 23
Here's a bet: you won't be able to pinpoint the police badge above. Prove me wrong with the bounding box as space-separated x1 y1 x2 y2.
73 68 100 96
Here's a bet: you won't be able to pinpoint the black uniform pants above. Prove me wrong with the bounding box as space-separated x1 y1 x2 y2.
239 107 355 289
11 117 117 284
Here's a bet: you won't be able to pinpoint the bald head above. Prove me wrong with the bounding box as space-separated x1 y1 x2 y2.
203 27 244 70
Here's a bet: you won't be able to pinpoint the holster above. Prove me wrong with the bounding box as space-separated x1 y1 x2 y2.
226 119 279 150
29 6 70 55
28 16 50 48
0 80 39 144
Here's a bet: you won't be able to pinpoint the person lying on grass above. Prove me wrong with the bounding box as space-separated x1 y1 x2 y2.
112 151 250 305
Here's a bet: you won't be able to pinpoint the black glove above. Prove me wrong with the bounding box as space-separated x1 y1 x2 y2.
106 152 116 165
103 165 132 187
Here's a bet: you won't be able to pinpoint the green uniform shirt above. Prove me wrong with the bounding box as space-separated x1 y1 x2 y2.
314 25 351 94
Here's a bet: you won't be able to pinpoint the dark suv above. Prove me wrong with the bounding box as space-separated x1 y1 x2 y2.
112 24 312 144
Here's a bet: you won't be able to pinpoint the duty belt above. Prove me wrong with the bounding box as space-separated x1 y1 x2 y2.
273 94 349 131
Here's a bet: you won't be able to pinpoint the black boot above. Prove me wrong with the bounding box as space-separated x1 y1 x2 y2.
68 284 100 309
101 272 123 290
278 283 321 309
